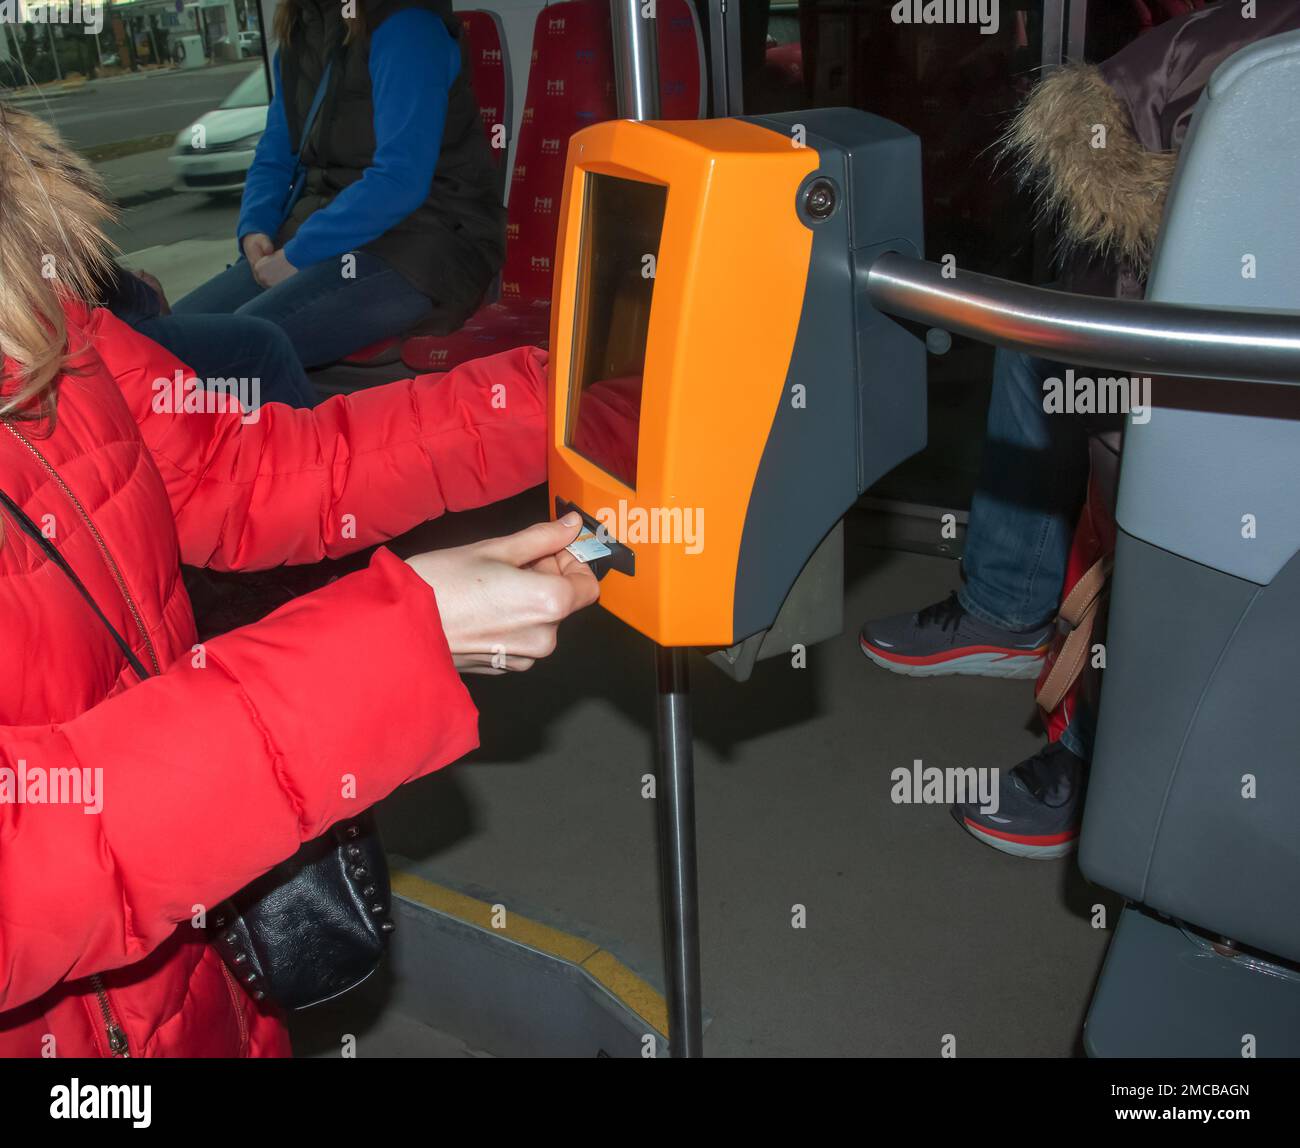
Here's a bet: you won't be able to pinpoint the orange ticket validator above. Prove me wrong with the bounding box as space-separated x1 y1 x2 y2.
549 111 927 649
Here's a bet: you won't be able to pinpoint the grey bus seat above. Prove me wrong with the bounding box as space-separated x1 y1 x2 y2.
1079 29 1300 1052
1087 430 1122 513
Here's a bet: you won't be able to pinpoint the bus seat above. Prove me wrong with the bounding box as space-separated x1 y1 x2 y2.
461 7 513 185
399 0 704 375
1080 26 1300 999
339 9 512 370
339 336 404 368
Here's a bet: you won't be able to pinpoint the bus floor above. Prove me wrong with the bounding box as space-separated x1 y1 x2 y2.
290 489 1120 1057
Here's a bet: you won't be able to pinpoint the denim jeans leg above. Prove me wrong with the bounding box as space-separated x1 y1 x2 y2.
135 314 322 409
170 258 263 315
1058 708 1094 761
231 254 434 368
957 348 1092 631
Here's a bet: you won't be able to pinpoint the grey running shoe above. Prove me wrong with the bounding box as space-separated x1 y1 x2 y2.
859 592 1052 679
951 741 1086 859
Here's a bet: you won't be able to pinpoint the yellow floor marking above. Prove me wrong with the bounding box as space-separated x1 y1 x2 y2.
391 868 667 1035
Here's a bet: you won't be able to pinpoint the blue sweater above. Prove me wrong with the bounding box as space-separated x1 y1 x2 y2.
237 8 459 270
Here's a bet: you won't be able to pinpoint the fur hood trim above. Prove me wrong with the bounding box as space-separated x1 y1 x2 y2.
1001 64 1176 274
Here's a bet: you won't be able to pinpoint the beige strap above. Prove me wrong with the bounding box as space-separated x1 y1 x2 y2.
1035 554 1114 713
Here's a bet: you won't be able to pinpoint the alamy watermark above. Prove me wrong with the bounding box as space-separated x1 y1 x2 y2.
1043 369 1152 424
891 0 1000 36
152 370 261 425
1 759 103 814
0 1 104 35
50 1079 151 1128
594 499 704 554
891 759 999 814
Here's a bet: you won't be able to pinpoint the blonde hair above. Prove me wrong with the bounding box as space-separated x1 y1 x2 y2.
0 106 116 425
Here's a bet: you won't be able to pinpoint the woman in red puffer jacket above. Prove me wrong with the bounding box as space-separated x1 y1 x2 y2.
0 107 596 1057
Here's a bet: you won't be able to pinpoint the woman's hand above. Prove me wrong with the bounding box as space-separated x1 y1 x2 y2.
252 249 297 289
405 514 601 674
242 232 275 266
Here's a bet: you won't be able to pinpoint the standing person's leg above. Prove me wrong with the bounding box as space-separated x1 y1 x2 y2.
958 349 1092 630
171 258 264 316
230 253 434 368
860 348 1089 678
137 313 323 409
947 360 1126 859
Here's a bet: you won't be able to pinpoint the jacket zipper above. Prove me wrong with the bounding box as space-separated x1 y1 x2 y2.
1 420 161 675
8 423 256 1057
4 419 157 1057
219 961 251 1054
89 975 130 1057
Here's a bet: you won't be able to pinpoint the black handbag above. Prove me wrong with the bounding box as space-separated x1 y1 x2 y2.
209 812 392 1009
0 486 393 1011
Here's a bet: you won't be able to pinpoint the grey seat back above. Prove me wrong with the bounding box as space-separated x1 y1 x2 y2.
1079 30 1300 963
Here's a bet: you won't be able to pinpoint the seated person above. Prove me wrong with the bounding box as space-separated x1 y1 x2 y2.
108 266 321 408
173 0 504 367
859 0 1300 858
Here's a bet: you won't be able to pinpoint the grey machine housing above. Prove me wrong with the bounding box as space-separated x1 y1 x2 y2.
708 108 928 680
1081 30 1300 1055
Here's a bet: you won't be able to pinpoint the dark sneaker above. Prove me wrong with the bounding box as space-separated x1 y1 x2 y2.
859 592 1051 679
951 741 1086 859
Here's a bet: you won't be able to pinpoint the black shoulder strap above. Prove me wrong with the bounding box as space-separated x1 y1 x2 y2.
0 487 152 682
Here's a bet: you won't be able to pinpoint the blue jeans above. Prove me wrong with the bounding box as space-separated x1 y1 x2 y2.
171 252 433 370
136 313 322 409
958 348 1122 759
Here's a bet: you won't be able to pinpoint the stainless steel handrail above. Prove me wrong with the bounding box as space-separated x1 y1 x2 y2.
611 0 660 121
864 252 1300 386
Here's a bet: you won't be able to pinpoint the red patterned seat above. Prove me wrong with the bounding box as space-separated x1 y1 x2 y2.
341 8 512 368
400 0 703 374
460 8 513 176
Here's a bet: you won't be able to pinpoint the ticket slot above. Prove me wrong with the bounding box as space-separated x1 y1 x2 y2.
555 496 636 581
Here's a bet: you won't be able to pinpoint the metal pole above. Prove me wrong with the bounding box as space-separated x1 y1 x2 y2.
654 644 703 1057
864 251 1300 387
47 22 62 81
610 0 700 1060
11 21 28 83
1066 0 1090 65
610 0 660 120
1041 0 1065 72
706 0 744 117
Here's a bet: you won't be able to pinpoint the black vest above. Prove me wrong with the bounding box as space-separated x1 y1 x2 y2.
279 0 504 317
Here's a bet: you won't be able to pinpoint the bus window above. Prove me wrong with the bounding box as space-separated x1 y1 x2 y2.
0 10 269 303
1081 0 1211 65
734 0 1044 523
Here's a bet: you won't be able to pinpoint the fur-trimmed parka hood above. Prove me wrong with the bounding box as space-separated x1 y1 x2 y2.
1002 1 1300 293
1002 63 1174 280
